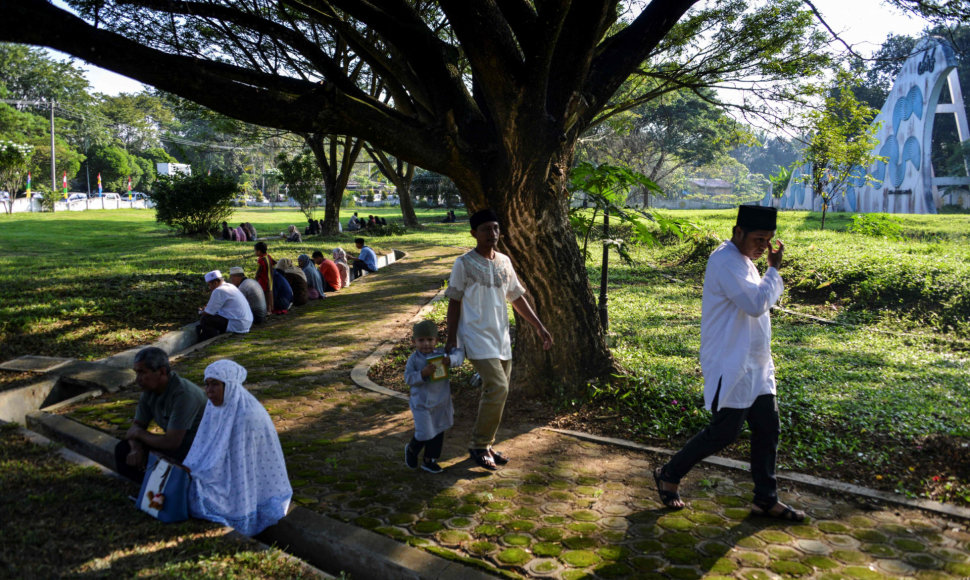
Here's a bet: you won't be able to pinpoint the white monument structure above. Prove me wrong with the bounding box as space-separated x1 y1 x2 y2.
774 37 970 214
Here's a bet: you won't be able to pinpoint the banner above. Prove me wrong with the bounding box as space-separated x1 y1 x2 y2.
62 172 68 198
127 176 132 200
26 171 31 196
97 173 102 195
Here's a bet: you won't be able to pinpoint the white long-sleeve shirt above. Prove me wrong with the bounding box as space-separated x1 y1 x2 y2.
699 241 783 410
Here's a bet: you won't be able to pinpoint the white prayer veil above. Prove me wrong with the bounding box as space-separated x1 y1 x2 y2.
182 359 292 535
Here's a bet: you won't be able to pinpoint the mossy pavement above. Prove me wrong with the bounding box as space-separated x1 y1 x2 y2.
58 243 970 579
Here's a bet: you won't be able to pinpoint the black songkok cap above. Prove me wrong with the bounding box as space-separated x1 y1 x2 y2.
413 319 438 339
736 205 777 231
469 209 500 230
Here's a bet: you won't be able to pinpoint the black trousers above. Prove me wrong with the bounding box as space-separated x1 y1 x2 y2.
351 259 376 279
113 439 190 483
661 389 780 505
197 314 229 340
409 432 444 461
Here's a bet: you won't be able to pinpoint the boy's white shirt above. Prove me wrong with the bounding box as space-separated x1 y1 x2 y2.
444 250 526 360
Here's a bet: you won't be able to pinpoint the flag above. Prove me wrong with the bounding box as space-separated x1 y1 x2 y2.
97 173 102 195
62 172 68 198
26 171 31 196
127 176 132 200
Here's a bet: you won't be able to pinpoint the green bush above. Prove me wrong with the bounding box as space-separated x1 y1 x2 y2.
847 213 902 239
149 173 237 235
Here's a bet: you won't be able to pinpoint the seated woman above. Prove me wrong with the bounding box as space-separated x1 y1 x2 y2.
183 359 292 536
285 225 302 243
297 254 325 300
332 247 351 288
275 257 308 306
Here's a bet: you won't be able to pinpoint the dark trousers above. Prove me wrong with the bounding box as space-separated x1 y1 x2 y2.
661 390 780 505
323 281 338 293
409 432 444 461
197 314 229 340
352 259 376 279
113 439 190 483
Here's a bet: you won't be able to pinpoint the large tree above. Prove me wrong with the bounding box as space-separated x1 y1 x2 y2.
0 0 839 394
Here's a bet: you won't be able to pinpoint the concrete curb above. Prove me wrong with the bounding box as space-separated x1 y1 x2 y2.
349 285 449 402
545 427 970 522
26 410 497 579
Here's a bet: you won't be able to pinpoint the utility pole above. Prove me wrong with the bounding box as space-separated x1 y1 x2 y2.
50 101 56 194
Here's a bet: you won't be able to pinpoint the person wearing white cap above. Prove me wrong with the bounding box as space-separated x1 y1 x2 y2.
198 270 253 340
183 359 292 535
228 266 267 323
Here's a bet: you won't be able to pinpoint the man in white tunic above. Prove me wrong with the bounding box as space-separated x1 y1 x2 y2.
197 270 253 340
654 206 805 521
445 209 553 471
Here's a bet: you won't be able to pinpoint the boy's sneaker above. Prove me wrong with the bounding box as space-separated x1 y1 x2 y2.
421 458 444 474
404 443 418 469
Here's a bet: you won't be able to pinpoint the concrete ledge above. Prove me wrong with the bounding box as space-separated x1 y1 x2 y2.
27 407 500 579
27 411 119 472
350 284 447 402
545 427 970 522
264 507 497 580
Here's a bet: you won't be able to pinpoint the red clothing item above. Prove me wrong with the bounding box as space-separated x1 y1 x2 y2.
318 259 341 291
256 254 275 294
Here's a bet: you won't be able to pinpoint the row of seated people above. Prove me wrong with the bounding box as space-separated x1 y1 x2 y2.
346 213 387 231
196 238 377 340
117 349 291 536
221 221 258 242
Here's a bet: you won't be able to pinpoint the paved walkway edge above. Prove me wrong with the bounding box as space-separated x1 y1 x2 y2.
545 426 970 521
350 285 449 402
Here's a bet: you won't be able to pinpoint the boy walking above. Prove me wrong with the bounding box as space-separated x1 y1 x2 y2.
445 209 553 470
404 320 464 474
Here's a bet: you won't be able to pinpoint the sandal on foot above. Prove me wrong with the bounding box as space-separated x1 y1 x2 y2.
488 448 510 465
469 448 497 471
653 468 685 509
751 500 806 522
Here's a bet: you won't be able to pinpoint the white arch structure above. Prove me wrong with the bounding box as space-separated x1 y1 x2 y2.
774 37 970 214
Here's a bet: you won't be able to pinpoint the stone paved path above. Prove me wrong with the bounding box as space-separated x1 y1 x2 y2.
60 243 970 579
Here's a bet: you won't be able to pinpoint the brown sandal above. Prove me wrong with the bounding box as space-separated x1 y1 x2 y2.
751 500 806 522
469 448 497 471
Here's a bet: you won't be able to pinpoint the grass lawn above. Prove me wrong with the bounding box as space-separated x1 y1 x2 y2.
2 205 968 509
0 423 320 578
0 205 456 368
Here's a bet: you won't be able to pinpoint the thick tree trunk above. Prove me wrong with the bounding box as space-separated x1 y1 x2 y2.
397 183 419 227
454 148 615 398
367 146 419 227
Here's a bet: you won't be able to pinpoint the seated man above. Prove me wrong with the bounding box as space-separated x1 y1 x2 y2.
347 214 360 231
114 347 207 482
312 250 342 292
228 266 267 323
198 270 253 340
350 237 378 279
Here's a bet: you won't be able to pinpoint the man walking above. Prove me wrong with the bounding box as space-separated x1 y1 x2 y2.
654 205 805 521
445 209 553 470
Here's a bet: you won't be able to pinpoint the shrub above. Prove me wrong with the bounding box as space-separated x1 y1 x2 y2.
149 173 237 235
847 213 902 239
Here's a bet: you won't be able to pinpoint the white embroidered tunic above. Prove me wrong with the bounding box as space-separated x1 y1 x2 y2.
700 241 784 411
444 250 526 360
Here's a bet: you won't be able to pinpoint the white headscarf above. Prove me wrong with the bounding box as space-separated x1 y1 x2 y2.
332 247 347 264
182 359 292 535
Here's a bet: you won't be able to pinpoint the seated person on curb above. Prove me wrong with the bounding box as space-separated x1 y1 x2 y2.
350 237 378 279
275 258 308 307
312 250 342 292
271 263 294 314
198 270 253 340
114 347 207 483
183 359 292 536
332 248 351 288
228 266 267 323
298 254 325 300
